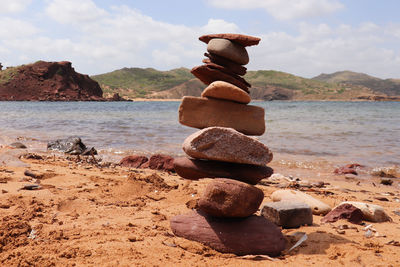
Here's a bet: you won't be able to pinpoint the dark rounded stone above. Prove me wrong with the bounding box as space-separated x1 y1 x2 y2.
9 142 27 149
198 178 264 217
170 211 286 256
173 157 273 185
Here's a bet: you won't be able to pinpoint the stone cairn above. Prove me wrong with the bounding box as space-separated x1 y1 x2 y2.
170 33 286 256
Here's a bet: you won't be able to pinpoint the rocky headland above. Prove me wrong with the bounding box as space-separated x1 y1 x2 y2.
0 61 104 101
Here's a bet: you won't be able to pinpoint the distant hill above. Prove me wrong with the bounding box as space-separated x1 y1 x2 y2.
0 61 104 101
312 71 400 96
91 67 192 98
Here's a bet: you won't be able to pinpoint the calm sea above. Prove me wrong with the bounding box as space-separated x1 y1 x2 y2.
0 101 399 168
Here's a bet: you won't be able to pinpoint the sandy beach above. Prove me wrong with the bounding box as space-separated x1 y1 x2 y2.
0 146 399 267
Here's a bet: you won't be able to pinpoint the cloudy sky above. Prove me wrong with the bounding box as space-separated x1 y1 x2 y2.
1 0 400 78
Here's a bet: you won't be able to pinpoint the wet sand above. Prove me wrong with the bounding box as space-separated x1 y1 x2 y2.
0 147 399 267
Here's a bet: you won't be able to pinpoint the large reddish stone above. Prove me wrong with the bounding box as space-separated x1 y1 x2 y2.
204 53 247 76
198 178 264 217
173 157 273 185
141 154 175 172
170 211 286 256
207 38 249 65
191 65 249 92
321 203 363 224
182 127 272 166
201 81 250 104
179 97 265 136
199 33 261 47
119 155 148 168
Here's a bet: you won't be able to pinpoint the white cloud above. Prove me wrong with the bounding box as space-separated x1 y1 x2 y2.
0 18 38 38
45 0 107 25
249 22 400 78
0 0 32 13
207 0 343 20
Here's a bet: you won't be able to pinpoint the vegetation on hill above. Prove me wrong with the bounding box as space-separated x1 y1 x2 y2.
91 67 192 98
313 71 400 96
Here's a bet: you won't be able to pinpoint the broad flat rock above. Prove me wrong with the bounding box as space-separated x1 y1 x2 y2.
271 190 331 215
179 97 265 135
207 38 249 65
173 157 273 185
204 52 247 76
201 81 251 104
191 65 249 92
261 201 313 228
339 201 392 222
141 154 175 172
182 127 272 165
198 178 264 217
170 211 286 256
199 33 261 47
321 203 363 224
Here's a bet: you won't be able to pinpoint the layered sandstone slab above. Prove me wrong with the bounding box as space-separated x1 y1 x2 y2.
170 211 286 256
191 65 249 92
201 81 251 104
199 33 261 47
261 201 313 229
198 178 264 217
182 127 272 166
173 157 273 185
207 38 249 65
204 53 247 76
179 97 265 135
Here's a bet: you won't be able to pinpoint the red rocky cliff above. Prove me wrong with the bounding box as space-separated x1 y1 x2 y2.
0 61 104 101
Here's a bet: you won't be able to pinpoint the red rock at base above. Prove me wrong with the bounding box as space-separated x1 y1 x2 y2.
141 154 175 172
198 178 264 217
119 155 148 168
334 164 363 175
191 65 250 92
321 203 363 224
199 33 261 47
204 53 247 76
173 157 273 185
170 211 286 256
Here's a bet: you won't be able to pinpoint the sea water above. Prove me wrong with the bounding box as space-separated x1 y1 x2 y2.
0 101 399 168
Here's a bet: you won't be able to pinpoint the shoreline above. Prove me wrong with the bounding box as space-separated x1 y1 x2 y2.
0 147 399 266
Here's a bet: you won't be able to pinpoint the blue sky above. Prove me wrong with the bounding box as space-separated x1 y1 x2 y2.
1 0 400 78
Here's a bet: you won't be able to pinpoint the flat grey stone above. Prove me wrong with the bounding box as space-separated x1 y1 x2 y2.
261 201 313 228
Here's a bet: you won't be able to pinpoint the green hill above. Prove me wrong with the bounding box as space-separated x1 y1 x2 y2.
91 67 192 98
91 67 399 100
312 71 400 96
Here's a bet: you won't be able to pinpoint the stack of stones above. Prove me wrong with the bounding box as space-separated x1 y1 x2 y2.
170 34 286 256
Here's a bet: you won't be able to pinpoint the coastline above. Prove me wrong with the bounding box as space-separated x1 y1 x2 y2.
0 147 399 266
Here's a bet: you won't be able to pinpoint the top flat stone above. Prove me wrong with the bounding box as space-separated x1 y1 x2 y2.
199 33 261 47
201 81 251 104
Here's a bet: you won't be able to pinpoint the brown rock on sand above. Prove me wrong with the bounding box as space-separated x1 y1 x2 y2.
199 33 261 47
191 65 249 92
201 81 251 104
207 38 249 65
141 154 175 172
182 127 272 166
179 97 265 136
204 53 247 76
119 155 148 168
170 211 286 256
173 157 273 185
321 203 363 224
198 178 264 217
